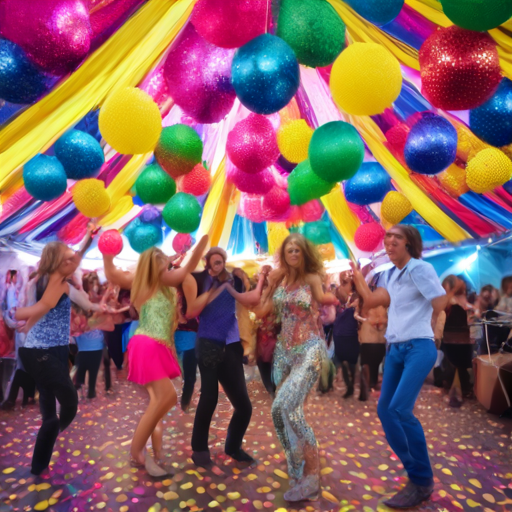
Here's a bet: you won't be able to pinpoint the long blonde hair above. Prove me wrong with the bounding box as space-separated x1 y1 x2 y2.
36 241 68 299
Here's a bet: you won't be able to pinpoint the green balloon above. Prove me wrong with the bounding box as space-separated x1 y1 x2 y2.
135 163 176 205
162 192 202 233
277 0 345 68
440 0 512 32
301 221 332 245
309 121 365 183
288 160 335 206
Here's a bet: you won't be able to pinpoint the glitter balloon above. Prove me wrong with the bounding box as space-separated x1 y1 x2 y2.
154 124 203 179
54 129 104 180
232 34 300 115
191 0 267 49
419 26 502 111
470 78 512 148
344 162 391 206
466 148 512 193
345 0 404 26
172 233 194 254
135 163 176 205
23 154 67 201
239 194 265 223
302 220 331 245
0 0 91 74
262 186 291 221
330 43 402 116
98 230 123 256
300 200 324 222
309 121 365 183
226 114 279 174
381 191 413 225
440 0 512 32
178 164 211 196
125 218 162 253
288 160 335 205
404 114 458 175
228 166 276 195
354 222 385 252
163 24 235 124
438 163 469 197
276 0 345 68
162 192 202 233
99 87 162 154
277 120 313 164
0 40 50 104
72 178 111 217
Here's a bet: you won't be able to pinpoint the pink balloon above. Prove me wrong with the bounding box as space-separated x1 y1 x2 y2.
0 0 91 74
98 230 123 256
239 194 265 223
164 24 235 124
300 200 324 222
173 233 194 254
227 114 279 174
263 186 291 222
191 0 267 49
228 166 275 195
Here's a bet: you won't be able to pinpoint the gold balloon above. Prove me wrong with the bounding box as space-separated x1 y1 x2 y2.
466 148 512 194
72 179 111 218
381 191 412 225
438 163 469 197
277 119 313 164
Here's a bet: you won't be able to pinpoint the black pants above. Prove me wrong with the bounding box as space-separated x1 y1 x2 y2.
192 340 252 454
75 350 103 399
442 343 474 396
6 368 36 405
257 359 275 396
19 346 78 475
104 325 124 370
181 348 197 410
360 343 386 389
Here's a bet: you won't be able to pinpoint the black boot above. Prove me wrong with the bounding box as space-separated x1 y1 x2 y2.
359 365 370 401
342 362 354 398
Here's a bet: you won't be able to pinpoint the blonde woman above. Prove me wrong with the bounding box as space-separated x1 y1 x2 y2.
102 235 208 477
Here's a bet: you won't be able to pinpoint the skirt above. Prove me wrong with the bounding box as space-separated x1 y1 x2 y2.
127 334 181 385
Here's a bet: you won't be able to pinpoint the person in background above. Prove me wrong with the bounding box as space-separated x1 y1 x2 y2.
496 276 512 314
75 329 105 400
477 284 509 354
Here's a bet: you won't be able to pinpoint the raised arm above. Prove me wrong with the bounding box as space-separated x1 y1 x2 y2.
306 274 339 306
349 262 390 310
224 273 266 308
68 286 105 313
103 254 135 290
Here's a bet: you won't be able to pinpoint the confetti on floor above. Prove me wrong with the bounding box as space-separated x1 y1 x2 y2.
1 374 512 512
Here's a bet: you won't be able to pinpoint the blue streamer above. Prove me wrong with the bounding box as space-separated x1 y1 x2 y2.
252 221 268 254
459 192 512 229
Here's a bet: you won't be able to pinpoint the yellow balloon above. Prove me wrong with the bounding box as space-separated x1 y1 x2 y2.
277 120 313 164
466 148 512 194
99 87 162 155
330 43 402 116
381 191 412 225
317 242 336 261
268 222 290 256
73 179 111 218
438 163 468 197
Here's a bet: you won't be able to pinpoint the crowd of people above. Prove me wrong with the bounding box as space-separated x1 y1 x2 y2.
1 223 512 508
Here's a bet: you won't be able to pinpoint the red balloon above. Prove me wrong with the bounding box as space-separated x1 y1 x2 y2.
300 200 324 223
98 230 123 256
178 164 212 196
419 26 501 111
263 186 291 221
172 233 194 254
354 222 385 252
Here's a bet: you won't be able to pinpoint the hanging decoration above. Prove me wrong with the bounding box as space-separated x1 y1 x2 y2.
135 163 176 205
177 164 212 196
344 162 392 206
354 222 386 252
440 0 512 32
23 154 67 202
381 191 413 225
72 178 111 218
345 0 404 26
162 192 202 233
288 160 336 206
277 120 313 164
466 148 512 194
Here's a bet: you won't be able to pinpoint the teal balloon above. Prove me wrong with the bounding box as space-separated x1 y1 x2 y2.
302 221 331 245
345 0 404 26
345 162 391 205
162 192 202 233
125 218 162 253
288 160 335 206
23 154 67 201
135 163 176 205
309 121 364 183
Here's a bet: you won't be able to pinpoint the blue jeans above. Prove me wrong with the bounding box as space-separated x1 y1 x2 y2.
377 339 437 487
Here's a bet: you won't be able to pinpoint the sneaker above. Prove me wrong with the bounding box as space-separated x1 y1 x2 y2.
225 448 256 464
383 481 434 509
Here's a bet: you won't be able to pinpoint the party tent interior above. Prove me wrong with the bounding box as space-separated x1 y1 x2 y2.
2 0 512 283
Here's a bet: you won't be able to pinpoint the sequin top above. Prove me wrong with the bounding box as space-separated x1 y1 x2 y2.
134 290 175 349
273 284 321 349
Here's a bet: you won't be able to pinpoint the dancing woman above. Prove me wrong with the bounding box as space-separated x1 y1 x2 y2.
102 236 208 476
254 234 338 502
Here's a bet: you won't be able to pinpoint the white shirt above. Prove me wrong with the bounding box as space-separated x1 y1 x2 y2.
378 258 445 343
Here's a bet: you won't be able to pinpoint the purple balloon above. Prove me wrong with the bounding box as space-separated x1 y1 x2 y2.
164 24 236 124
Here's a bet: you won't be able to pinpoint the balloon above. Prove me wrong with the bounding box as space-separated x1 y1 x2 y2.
262 187 291 221
288 160 335 205
302 220 331 245
470 78 512 148
0 40 50 104
191 0 267 49
232 34 300 115
466 148 512 193
172 233 194 254
381 191 413 225
135 163 176 205
354 222 385 252
440 0 512 32
345 0 404 26
345 162 392 206
226 114 279 174
163 24 236 124
154 124 203 179
277 120 313 164
125 218 162 253
98 230 123 256
72 178 111 217
0 0 91 74
54 129 104 180
228 166 276 195
419 26 501 111
268 223 290 255
99 87 162 154
162 192 202 233
300 200 324 222
239 194 265 223
276 0 345 68
330 43 402 116
23 154 67 201
404 114 457 175
309 121 365 183
177 164 211 196
438 163 469 197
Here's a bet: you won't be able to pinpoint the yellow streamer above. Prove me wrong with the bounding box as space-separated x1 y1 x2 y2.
99 195 134 226
106 153 151 203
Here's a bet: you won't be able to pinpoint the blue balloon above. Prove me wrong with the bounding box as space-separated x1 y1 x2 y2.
404 113 457 175
0 39 50 104
54 129 105 180
302 221 332 245
23 154 67 201
470 78 512 148
125 217 163 254
345 0 404 26
232 34 300 115
344 162 392 205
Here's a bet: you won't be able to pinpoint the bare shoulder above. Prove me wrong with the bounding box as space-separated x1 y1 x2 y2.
305 273 322 286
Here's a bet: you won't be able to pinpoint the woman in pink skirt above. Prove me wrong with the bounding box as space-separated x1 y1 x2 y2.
103 235 208 476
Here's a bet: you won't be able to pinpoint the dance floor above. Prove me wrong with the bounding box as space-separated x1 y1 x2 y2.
1 374 511 512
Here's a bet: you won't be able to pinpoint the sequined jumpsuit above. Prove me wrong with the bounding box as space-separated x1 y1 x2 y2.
271 284 326 483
